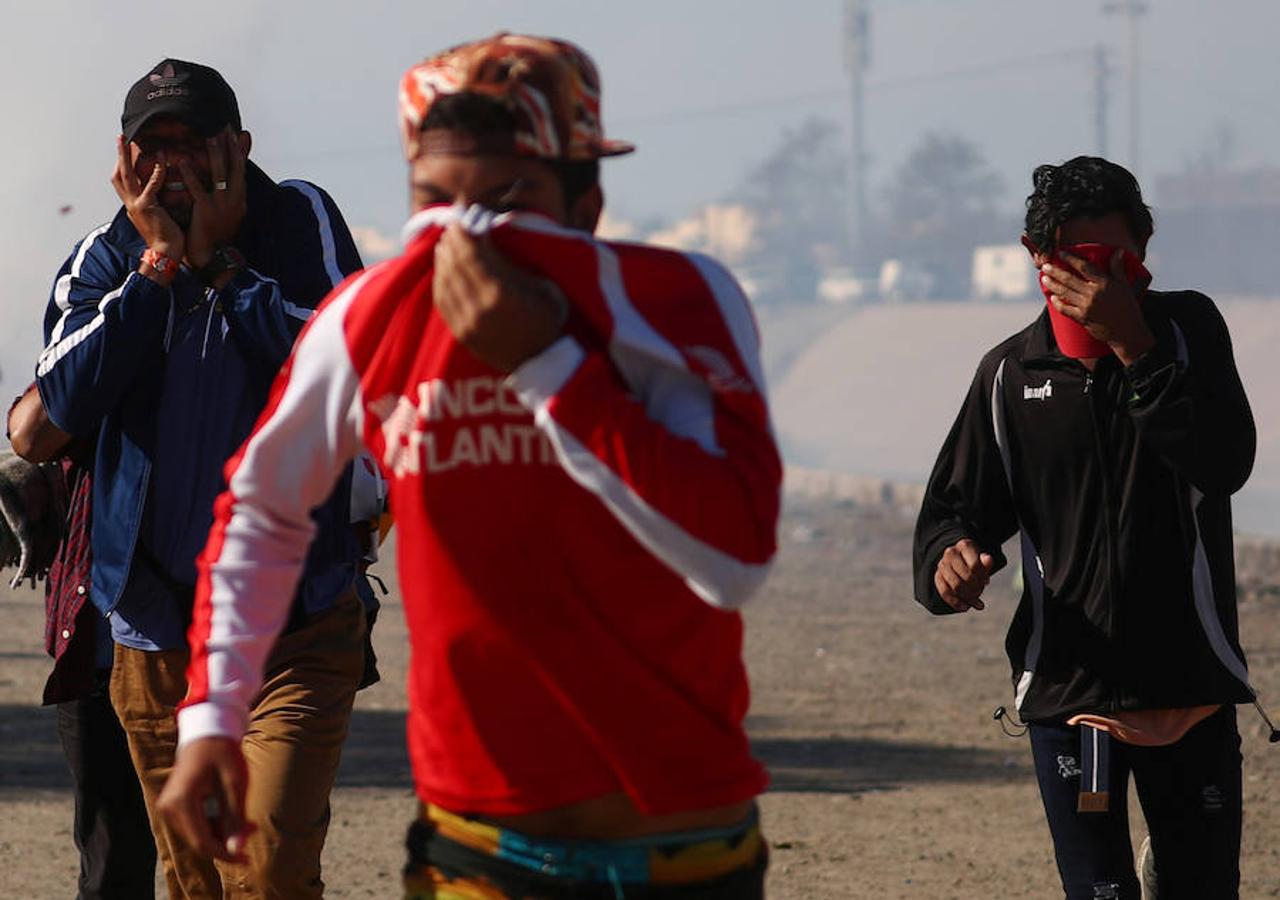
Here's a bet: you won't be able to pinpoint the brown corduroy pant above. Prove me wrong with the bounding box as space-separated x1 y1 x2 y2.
110 590 366 899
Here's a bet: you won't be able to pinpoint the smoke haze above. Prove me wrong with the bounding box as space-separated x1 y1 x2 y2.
3 1 1277 529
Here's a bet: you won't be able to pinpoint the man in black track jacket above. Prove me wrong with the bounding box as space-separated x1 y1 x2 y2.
913 156 1256 900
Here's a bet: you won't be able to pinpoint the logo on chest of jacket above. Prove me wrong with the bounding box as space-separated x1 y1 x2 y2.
1023 379 1053 401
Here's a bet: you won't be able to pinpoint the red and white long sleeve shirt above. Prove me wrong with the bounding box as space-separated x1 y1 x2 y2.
178 205 781 816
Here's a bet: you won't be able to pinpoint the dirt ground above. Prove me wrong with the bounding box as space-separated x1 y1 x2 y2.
2 497 1278 898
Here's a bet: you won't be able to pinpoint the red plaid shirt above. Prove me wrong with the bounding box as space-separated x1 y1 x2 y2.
8 386 97 704
41 456 96 704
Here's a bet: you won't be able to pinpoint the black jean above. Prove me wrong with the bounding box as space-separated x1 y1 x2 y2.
1029 705 1241 900
56 670 156 900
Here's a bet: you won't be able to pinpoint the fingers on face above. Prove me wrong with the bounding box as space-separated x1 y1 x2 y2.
114 136 147 197
178 158 210 204
440 222 464 253
1043 255 1099 286
435 226 464 278
113 136 128 185
1041 273 1086 317
1051 295 1085 322
468 231 502 267
444 223 480 262
1055 251 1099 280
137 156 165 203
432 231 463 316
225 128 246 183
1047 255 1116 309
206 134 228 187
440 226 488 294
111 168 128 202
1041 269 1088 303
1040 275 1073 313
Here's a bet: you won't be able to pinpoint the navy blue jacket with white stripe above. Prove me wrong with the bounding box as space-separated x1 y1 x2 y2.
35 162 364 646
913 292 1256 724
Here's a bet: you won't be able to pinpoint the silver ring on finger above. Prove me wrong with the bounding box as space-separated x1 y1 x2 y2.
214 181 229 191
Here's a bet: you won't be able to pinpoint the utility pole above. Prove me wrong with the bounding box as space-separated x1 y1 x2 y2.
1102 1 1148 174
1093 44 1111 157
844 0 870 261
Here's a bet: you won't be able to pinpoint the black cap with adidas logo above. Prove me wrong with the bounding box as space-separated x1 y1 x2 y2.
121 58 242 142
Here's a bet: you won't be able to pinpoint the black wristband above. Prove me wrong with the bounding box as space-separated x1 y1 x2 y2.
198 245 246 286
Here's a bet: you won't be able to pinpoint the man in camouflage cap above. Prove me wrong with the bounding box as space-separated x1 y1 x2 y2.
163 34 778 899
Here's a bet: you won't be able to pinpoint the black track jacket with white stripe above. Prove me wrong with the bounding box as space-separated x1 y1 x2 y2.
35 163 363 632
913 291 1256 725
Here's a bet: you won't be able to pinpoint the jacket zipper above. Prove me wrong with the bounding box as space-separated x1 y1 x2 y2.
108 285 176 615
1083 366 1119 713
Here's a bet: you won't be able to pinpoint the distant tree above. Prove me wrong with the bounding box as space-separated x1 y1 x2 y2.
725 116 851 302
873 132 1007 296
879 132 1004 246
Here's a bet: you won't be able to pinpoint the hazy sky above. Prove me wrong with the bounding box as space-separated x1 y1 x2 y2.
3 0 1279 388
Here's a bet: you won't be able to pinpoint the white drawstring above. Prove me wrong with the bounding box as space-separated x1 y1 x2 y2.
200 290 217 358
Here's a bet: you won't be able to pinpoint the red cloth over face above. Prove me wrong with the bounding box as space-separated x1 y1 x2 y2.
1042 243 1151 359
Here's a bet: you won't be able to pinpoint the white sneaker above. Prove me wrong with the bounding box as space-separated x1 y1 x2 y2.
1137 835 1157 900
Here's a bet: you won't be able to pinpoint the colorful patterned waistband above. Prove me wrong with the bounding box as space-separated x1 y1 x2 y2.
419 803 764 885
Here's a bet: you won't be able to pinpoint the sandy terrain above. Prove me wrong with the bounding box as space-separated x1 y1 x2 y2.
2 498 1278 898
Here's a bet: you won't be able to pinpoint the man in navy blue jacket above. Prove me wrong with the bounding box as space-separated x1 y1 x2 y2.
28 58 367 899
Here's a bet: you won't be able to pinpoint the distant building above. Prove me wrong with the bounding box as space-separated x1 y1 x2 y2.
646 204 758 267
878 259 935 302
972 244 1035 300
817 267 875 304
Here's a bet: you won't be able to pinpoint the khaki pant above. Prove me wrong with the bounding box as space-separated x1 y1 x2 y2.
111 590 366 899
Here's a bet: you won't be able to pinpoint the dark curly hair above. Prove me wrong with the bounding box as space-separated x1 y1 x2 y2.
1023 156 1153 253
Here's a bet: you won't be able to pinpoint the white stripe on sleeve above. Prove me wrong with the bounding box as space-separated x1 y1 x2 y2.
37 275 136 377
512 336 771 610
281 180 345 287
537 403 772 610
49 222 112 345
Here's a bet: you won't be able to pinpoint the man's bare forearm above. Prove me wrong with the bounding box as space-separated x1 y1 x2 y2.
7 385 71 462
